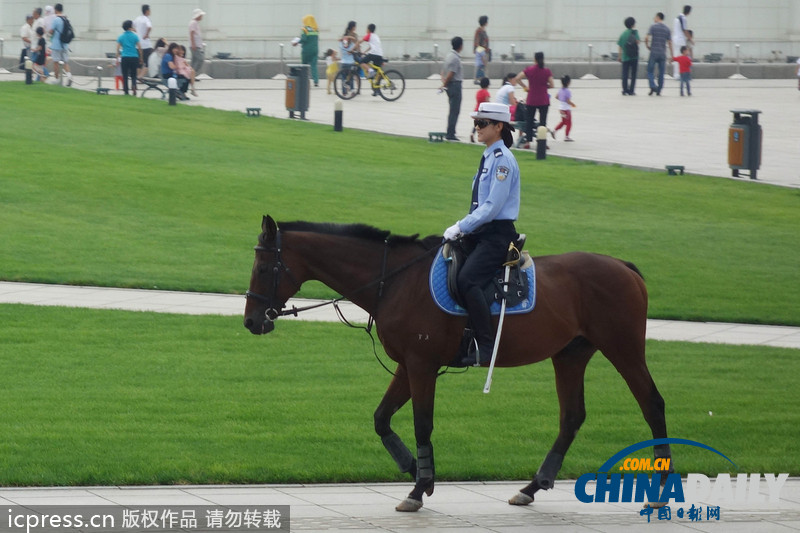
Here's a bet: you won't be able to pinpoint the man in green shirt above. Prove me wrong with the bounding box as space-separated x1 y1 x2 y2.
617 17 640 95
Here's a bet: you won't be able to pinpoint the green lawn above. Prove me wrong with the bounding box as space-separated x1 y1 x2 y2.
1 82 798 326
0 305 796 486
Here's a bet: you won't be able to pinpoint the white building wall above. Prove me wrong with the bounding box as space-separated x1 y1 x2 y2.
2 0 799 60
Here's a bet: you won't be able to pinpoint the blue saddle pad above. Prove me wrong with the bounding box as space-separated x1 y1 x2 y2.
428 246 536 316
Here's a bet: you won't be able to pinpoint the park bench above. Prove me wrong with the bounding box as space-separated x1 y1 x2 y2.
666 165 685 175
139 77 166 99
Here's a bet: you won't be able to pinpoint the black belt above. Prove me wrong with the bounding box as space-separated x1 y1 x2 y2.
474 219 516 236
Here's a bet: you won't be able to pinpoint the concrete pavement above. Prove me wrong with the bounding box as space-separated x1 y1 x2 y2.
1 480 799 532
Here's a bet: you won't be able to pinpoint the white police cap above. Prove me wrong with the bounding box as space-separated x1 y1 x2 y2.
470 102 512 124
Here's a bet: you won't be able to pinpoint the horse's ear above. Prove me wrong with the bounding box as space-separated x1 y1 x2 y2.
262 215 278 241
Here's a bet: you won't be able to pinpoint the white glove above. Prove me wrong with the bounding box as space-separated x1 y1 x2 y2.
443 223 462 241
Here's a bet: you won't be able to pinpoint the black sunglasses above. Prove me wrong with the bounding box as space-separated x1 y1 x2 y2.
473 119 497 129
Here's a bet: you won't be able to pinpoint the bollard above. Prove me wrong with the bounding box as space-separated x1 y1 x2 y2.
735 44 741 76
58 61 65 86
511 44 516 64
25 56 32 84
434 43 439 61
588 44 593 64
334 100 343 131
536 126 548 160
168 76 178 105
96 65 102 89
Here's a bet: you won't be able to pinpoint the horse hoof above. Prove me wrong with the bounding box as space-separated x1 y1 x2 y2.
646 501 667 509
508 492 534 506
395 497 423 512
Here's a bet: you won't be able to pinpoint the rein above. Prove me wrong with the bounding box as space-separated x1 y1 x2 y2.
246 229 440 322
246 229 463 377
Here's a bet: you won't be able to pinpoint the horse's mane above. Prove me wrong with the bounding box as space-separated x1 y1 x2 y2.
276 221 441 249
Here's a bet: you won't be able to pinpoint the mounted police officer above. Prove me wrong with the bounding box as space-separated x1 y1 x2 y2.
443 102 521 366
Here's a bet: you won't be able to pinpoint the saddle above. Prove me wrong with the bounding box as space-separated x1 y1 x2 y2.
444 234 532 309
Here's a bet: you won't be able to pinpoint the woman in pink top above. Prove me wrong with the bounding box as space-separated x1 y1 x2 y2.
513 51 554 147
175 45 198 96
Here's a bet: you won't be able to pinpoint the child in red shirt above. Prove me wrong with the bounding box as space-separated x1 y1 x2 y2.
469 77 491 142
673 46 692 96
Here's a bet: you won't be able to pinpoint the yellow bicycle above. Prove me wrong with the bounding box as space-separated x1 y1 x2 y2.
334 58 406 102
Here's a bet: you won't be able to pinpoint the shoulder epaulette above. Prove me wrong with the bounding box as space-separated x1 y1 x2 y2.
493 148 504 158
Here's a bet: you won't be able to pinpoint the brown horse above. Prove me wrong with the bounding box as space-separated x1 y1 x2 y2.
244 216 671 512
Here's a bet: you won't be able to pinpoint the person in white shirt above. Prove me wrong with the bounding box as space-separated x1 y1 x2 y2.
358 23 384 96
43 5 55 34
672 5 692 77
495 73 518 108
359 23 384 71
19 14 34 70
133 4 153 78
188 8 205 75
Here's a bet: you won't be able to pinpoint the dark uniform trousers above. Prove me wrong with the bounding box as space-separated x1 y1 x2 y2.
456 219 517 355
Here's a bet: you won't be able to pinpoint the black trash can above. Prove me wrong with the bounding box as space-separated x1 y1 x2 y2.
286 64 310 119
728 109 762 180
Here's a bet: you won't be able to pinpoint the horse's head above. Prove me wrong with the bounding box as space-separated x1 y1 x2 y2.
243 215 300 335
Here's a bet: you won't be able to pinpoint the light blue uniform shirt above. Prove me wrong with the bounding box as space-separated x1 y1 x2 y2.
458 139 520 234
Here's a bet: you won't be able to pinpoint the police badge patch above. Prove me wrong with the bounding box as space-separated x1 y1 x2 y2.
496 165 509 181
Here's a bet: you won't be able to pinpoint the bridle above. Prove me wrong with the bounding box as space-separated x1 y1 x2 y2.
245 228 301 321
245 227 441 324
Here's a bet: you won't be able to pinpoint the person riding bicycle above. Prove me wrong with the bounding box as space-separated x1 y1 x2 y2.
358 23 383 95
443 102 520 366
338 21 358 95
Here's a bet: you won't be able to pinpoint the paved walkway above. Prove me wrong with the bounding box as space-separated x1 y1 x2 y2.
0 481 798 532
3 74 800 531
2 281 800 349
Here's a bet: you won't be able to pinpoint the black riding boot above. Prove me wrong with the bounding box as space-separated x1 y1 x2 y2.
460 285 495 366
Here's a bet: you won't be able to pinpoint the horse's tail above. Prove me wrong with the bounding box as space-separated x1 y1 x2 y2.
622 260 645 281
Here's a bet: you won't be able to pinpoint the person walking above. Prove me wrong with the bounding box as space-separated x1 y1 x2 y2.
645 12 673 96
49 3 72 86
441 36 464 142
617 16 640 95
553 75 576 141
133 4 153 79
513 51 554 147
189 8 205 75
442 102 520 367
672 6 692 78
473 15 490 85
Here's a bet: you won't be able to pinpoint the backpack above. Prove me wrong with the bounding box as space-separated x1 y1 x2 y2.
624 31 638 58
58 16 75 44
